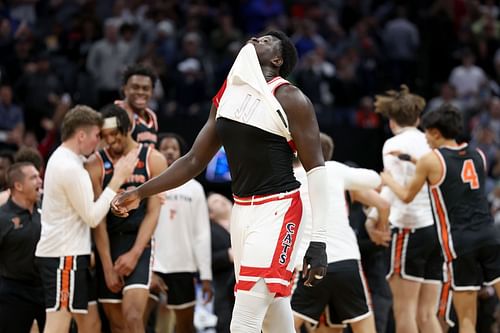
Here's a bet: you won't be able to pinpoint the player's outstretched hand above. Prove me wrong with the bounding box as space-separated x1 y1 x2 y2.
302 241 327 287
111 189 140 217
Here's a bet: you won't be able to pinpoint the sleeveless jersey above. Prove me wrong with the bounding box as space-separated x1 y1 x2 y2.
97 144 152 234
114 100 158 145
213 44 299 197
429 144 497 261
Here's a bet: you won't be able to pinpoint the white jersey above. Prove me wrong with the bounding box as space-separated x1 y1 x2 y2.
153 179 212 281
295 161 381 267
381 127 433 229
36 146 116 257
215 43 292 142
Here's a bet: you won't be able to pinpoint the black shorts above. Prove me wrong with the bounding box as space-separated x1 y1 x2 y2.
451 244 500 290
155 272 196 309
96 233 152 303
387 225 443 283
291 260 371 328
36 255 91 314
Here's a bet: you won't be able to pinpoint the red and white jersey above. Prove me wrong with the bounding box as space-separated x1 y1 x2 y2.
381 127 434 229
214 43 293 143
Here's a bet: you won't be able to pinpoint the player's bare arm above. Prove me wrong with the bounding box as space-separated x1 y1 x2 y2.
111 105 222 215
275 84 324 170
85 155 123 293
381 152 439 203
276 84 327 286
114 149 167 276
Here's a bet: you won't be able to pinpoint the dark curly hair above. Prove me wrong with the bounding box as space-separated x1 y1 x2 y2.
157 132 188 156
421 104 463 139
122 63 157 88
264 30 298 78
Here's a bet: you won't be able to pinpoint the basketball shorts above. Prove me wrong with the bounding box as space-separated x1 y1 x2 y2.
36 255 91 314
96 233 153 303
231 189 303 297
152 272 196 309
450 244 500 290
291 260 372 328
387 225 443 283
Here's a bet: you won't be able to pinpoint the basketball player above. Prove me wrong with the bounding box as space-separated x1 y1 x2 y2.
372 85 443 333
115 64 158 145
35 105 138 333
291 133 388 333
151 132 213 333
111 31 330 333
86 104 166 333
381 104 500 333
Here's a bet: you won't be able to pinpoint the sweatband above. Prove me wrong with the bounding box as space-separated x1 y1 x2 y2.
102 117 118 129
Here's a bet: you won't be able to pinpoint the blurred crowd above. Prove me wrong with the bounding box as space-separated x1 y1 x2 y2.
0 0 499 255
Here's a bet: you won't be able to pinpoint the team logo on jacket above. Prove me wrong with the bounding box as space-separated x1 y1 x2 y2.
279 222 296 265
11 216 22 229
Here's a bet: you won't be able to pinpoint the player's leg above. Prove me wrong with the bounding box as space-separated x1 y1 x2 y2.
44 310 73 332
388 276 420 333
450 251 482 333
262 296 295 333
230 279 274 333
73 303 102 333
122 287 150 333
452 290 477 333
417 239 444 333
417 283 442 333
102 303 126 333
166 273 197 333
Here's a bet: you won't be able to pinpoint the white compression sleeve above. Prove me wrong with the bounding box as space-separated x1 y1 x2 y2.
306 166 329 243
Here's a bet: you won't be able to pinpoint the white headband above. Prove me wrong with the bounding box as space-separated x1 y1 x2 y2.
102 117 118 129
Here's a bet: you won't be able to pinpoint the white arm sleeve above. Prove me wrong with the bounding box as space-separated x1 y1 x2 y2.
63 167 116 228
192 187 213 281
342 167 381 191
306 166 329 243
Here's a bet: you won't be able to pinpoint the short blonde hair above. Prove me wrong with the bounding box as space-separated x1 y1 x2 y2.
374 85 426 126
61 105 103 141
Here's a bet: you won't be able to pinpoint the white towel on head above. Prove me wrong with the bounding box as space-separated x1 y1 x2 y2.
216 43 292 141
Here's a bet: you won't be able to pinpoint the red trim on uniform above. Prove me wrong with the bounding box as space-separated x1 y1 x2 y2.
287 140 297 153
438 280 452 318
233 189 299 205
235 191 303 297
267 76 281 85
212 80 227 108
393 229 409 275
272 82 290 95
431 188 454 262
145 144 152 180
60 256 73 309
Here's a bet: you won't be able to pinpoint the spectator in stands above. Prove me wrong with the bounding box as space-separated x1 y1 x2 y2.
208 192 235 333
86 18 135 106
0 83 24 150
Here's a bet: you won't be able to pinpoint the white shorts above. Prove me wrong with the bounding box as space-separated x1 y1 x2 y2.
231 189 303 297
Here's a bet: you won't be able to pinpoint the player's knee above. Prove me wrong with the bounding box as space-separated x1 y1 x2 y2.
417 307 437 327
123 305 144 328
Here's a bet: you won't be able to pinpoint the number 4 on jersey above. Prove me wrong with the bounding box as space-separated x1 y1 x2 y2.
461 159 479 190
